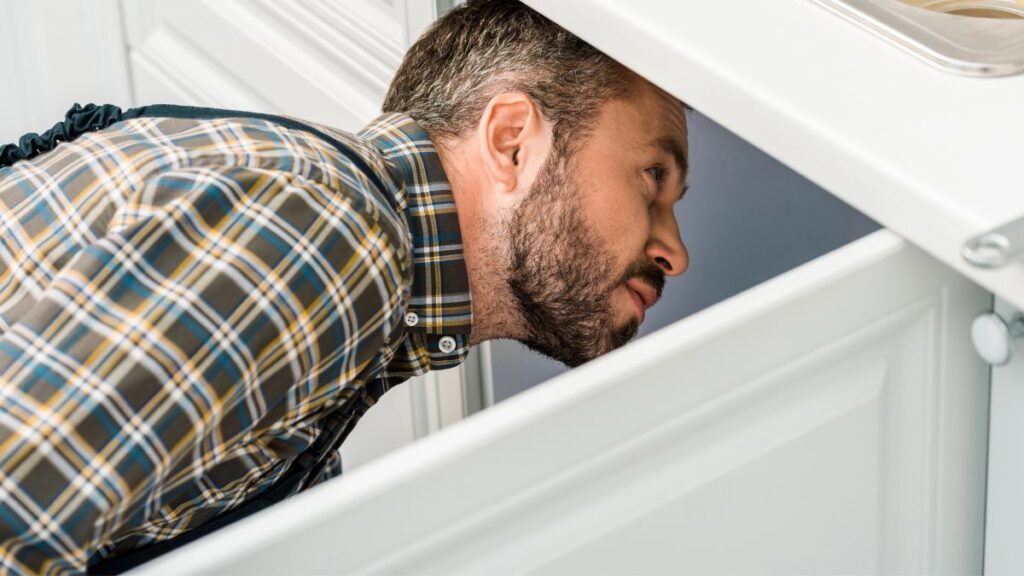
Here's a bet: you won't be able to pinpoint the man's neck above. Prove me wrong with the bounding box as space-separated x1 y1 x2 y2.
437 142 527 346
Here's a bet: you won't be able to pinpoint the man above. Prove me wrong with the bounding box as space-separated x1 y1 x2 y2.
0 0 689 572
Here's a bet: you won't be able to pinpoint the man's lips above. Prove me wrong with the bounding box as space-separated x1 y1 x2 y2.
625 280 658 324
627 287 645 324
626 279 658 310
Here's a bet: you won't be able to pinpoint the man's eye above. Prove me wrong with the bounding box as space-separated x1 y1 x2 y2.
646 166 667 187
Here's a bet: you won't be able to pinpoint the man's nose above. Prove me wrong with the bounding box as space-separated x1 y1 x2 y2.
646 211 688 277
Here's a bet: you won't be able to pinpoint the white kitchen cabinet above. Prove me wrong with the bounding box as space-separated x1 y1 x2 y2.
131 1 1024 574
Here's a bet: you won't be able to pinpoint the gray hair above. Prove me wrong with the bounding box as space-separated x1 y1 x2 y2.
382 0 638 154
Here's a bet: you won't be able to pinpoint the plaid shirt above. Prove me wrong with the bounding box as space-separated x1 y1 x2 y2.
0 109 472 574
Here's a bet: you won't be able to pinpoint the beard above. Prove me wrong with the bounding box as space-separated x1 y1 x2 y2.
506 143 665 368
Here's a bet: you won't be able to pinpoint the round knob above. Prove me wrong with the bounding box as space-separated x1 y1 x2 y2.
971 312 1024 366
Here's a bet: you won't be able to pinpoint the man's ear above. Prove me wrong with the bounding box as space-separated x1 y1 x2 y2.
477 91 550 199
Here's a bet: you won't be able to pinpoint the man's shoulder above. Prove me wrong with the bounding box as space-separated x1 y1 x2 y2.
114 114 398 200
110 115 407 233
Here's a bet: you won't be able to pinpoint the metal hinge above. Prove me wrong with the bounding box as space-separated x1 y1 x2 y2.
962 215 1024 269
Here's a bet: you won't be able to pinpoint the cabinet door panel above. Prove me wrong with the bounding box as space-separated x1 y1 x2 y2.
121 0 404 128
983 297 1024 576
135 232 989 575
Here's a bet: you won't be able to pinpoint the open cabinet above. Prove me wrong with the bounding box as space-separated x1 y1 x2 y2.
132 0 1024 574
136 227 991 574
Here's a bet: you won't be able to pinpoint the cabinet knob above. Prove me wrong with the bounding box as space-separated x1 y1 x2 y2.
971 312 1024 366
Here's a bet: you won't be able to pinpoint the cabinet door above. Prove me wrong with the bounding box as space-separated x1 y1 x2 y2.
137 229 991 575
120 0 432 128
118 0 460 469
983 297 1024 575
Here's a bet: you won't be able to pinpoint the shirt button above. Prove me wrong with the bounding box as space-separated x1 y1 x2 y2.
404 312 419 327
438 336 457 354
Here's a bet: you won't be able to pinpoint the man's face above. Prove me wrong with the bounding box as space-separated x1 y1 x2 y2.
507 82 690 367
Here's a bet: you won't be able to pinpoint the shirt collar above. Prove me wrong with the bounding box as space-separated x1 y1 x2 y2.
357 113 473 343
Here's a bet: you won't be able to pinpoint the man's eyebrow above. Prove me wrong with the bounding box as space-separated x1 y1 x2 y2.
648 135 689 200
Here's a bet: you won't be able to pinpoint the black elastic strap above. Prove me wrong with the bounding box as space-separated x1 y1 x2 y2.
0 104 127 169
1 102 396 212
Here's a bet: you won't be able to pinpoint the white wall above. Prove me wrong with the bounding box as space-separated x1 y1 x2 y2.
0 0 133 145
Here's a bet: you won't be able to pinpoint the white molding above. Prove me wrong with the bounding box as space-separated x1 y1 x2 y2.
193 0 383 125
252 0 404 94
984 296 1024 575
124 0 388 129
410 369 466 438
409 373 442 438
436 367 466 427
129 27 275 110
457 346 489 416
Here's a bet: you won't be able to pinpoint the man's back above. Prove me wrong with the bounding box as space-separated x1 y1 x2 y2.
0 109 414 572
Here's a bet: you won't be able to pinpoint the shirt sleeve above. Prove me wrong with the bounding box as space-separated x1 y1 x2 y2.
0 166 409 574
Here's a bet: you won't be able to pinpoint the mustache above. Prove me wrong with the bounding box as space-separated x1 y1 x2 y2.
616 258 665 306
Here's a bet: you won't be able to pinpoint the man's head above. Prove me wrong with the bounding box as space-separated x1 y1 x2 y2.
383 0 690 367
